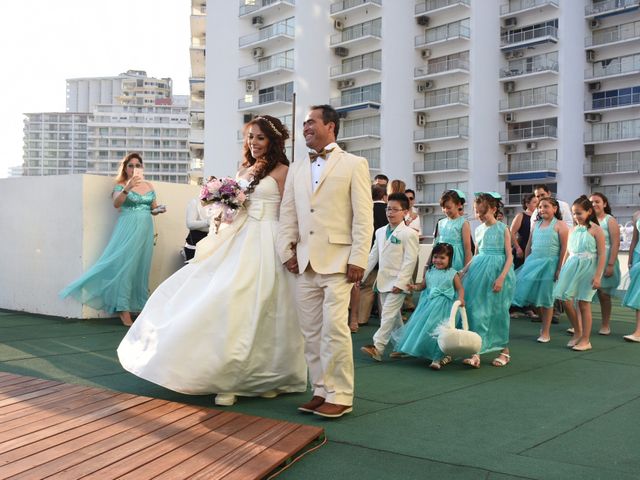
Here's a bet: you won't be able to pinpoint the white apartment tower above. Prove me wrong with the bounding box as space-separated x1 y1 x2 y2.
204 0 640 234
189 0 207 184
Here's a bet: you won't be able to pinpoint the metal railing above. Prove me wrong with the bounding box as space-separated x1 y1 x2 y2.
415 0 470 15
414 124 469 141
351 147 381 169
586 20 640 47
415 22 470 46
500 90 558 110
585 53 640 79
331 19 381 45
498 150 557 173
415 90 469 109
584 151 640 174
501 0 558 15
499 124 557 141
585 0 639 16
341 117 381 139
501 25 558 46
330 88 381 107
416 183 468 205
413 151 469 172
238 53 294 78
239 0 295 16
239 22 294 47
415 58 469 77
330 0 381 14
238 89 292 109
585 119 640 142
586 91 640 110
330 57 382 77
500 52 559 78
605 191 640 206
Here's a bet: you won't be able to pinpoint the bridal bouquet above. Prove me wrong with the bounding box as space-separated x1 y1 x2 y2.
200 177 248 233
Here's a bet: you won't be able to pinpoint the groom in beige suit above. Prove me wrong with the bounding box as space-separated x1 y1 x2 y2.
278 105 373 418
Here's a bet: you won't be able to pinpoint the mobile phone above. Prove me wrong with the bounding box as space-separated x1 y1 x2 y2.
133 167 144 179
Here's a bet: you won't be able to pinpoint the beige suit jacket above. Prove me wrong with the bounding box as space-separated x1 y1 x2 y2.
363 222 419 293
277 146 373 274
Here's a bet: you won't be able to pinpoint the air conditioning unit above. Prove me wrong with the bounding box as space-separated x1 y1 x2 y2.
585 144 595 156
504 112 516 123
416 143 427 153
424 80 435 90
588 81 602 92
585 112 602 123
504 144 517 153
334 46 349 57
252 47 264 59
243 113 254 123
252 16 264 26
337 79 355 89
526 141 538 150
416 15 429 26
421 49 432 59
504 17 518 27
415 174 425 184
245 79 257 92
589 176 601 186
586 49 596 62
334 19 344 30
422 206 435 214
417 113 427 126
504 81 516 93
590 19 600 29
337 142 347 149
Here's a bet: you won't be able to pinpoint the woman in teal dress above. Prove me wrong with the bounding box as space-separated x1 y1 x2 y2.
462 193 515 368
512 198 568 343
553 196 605 351
60 153 165 326
590 193 621 335
434 189 472 271
622 211 640 342
395 243 464 370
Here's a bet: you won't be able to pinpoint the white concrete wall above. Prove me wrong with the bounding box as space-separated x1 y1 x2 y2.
0 175 199 318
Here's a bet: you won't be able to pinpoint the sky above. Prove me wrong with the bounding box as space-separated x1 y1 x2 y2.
0 0 191 178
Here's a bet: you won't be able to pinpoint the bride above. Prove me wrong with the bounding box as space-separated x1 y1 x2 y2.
117 115 307 406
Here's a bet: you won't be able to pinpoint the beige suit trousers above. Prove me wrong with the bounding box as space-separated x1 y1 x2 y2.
296 269 354 406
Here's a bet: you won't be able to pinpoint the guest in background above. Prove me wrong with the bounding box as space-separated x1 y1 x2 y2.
531 184 573 228
405 189 422 234
183 176 216 262
387 179 406 196
510 193 538 269
373 174 389 189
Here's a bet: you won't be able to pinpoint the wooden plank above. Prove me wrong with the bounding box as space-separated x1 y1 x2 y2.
222 425 324 480
0 376 49 391
0 378 53 395
0 383 91 410
0 385 92 419
53 408 221 479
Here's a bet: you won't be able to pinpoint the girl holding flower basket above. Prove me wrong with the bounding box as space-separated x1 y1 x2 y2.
118 115 307 406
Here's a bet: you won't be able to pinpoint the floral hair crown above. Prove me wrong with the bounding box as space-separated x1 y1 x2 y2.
255 116 283 137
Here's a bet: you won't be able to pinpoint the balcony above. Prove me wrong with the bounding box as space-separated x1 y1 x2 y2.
500 0 558 16
239 0 295 17
500 53 559 79
415 22 470 47
414 58 469 80
340 117 381 141
585 88 640 112
330 89 381 111
585 53 640 80
585 0 640 19
190 11 206 38
585 119 640 144
330 57 382 80
584 151 640 175
238 53 294 79
415 183 468 206
413 150 469 173
331 19 382 47
499 150 558 174
586 20 640 48
414 89 469 111
499 125 558 143
604 189 640 206
351 147 381 169
189 128 204 145
415 0 470 15
189 46 205 78
238 90 292 111
500 89 558 112
238 22 294 48
330 0 382 15
501 25 558 50
414 123 469 142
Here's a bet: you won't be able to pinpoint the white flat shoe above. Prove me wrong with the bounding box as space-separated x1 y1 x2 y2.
537 336 551 343
623 334 640 343
259 390 279 399
214 394 237 406
598 328 611 336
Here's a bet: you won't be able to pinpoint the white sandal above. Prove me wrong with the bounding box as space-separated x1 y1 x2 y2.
492 353 511 367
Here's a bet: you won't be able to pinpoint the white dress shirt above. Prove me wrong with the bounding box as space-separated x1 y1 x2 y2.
309 142 338 193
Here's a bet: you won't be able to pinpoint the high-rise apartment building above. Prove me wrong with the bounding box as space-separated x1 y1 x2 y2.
203 0 640 235
189 0 206 185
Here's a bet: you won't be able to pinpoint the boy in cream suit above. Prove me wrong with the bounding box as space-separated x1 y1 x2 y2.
360 193 419 361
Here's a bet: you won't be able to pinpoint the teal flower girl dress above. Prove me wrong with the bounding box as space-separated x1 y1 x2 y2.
60 185 155 314
599 214 621 295
623 219 640 309
463 222 515 354
553 225 597 302
435 216 466 271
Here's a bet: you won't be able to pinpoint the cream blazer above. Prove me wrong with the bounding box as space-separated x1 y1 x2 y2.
362 222 419 293
277 147 373 274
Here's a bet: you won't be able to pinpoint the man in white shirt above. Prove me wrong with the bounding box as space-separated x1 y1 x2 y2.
530 184 573 227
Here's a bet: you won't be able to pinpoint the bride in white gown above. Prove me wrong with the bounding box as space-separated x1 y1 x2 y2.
117 115 307 406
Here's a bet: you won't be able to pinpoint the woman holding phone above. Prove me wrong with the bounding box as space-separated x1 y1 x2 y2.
60 152 166 326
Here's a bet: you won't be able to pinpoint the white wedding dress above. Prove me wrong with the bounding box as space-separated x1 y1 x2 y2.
117 176 308 397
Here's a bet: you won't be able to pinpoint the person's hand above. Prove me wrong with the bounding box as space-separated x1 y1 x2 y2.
492 276 504 293
391 286 402 294
285 255 299 274
124 175 142 191
458 299 465 307
406 283 416 292
604 265 613 278
347 264 365 283
515 247 524 258
592 276 601 289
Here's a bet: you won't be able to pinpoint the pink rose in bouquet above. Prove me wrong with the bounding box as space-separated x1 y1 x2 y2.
199 177 248 233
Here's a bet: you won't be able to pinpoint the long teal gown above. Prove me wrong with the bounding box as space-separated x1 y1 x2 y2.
395 267 458 361
553 225 597 302
435 216 467 271
513 218 560 309
599 214 621 295
623 220 640 309
60 185 155 314
463 222 515 354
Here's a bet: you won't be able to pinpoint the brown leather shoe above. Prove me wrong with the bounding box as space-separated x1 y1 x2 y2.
297 395 325 413
313 402 353 418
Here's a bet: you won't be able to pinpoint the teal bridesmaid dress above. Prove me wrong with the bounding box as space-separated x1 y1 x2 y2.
599 214 621 294
553 225 598 302
60 185 155 313
435 216 467 271
623 220 640 309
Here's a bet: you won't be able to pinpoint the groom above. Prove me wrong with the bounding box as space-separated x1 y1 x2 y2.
278 105 373 418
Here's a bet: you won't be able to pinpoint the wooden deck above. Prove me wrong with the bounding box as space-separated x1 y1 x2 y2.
0 373 324 479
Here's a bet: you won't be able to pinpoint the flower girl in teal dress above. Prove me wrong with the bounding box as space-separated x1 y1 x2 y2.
553 196 606 351
434 189 473 271
395 243 464 370
462 193 515 368
621 208 640 343
589 192 621 335
512 197 568 343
